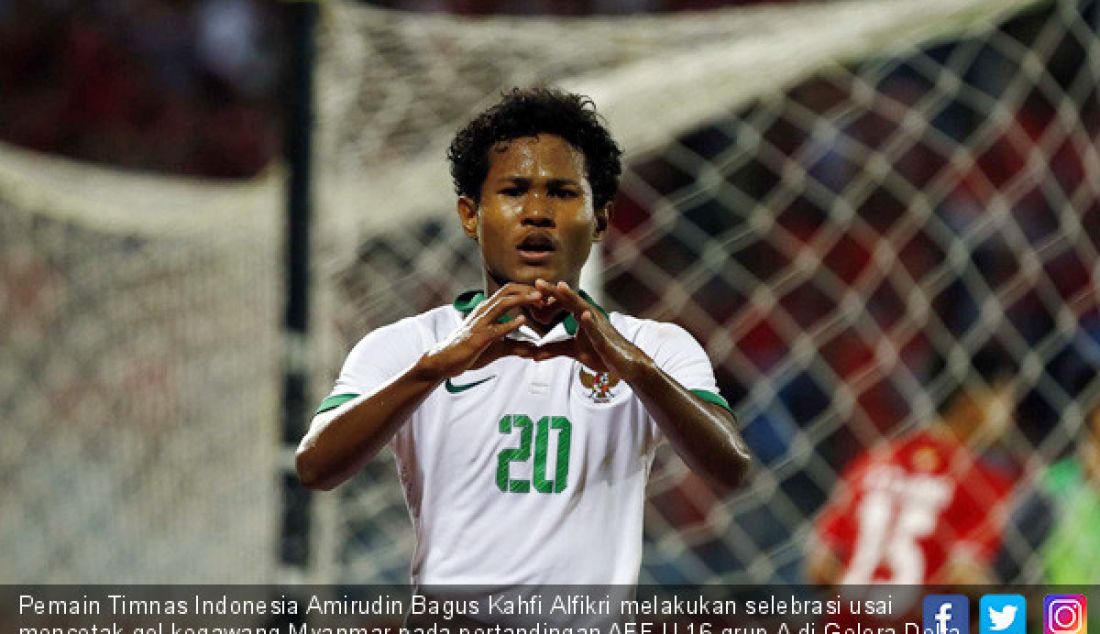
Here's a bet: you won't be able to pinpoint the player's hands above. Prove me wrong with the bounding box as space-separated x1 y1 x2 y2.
420 283 542 379
530 279 650 380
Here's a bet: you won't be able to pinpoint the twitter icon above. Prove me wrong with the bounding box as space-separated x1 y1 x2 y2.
981 595 1027 634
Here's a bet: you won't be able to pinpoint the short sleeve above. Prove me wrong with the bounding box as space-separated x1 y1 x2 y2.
634 321 731 413
315 317 427 414
626 319 731 449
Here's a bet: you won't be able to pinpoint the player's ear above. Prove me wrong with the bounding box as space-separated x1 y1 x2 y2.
457 196 479 241
592 202 611 242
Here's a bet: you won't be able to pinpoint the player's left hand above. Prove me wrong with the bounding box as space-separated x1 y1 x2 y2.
530 279 650 380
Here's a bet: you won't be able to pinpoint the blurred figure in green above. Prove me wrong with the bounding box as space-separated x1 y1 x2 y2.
995 390 1100 584
1038 401 1100 583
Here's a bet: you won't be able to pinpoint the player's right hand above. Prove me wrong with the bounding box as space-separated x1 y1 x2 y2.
420 283 542 379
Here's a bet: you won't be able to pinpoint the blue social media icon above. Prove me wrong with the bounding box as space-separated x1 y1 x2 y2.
981 595 1027 634
924 595 970 634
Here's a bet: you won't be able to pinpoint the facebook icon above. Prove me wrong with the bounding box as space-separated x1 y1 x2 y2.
924 595 970 634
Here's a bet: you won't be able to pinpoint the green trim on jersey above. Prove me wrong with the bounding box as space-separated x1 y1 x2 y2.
562 291 609 335
452 289 609 334
453 290 489 315
454 291 514 323
691 389 733 414
315 392 359 414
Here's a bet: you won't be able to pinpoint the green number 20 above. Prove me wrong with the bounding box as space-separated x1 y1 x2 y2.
496 415 572 494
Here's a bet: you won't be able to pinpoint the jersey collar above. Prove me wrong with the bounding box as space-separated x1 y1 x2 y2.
452 289 609 336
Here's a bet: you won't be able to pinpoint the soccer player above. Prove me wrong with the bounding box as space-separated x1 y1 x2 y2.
296 87 751 586
1035 400 1100 582
996 397 1100 584
806 368 1017 586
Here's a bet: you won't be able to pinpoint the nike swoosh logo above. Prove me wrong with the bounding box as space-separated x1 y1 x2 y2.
445 376 496 394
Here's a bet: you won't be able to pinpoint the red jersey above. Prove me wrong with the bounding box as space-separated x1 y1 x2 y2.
815 430 1014 584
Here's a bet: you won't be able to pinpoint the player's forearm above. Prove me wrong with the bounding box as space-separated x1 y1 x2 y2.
296 357 444 490
299 288 538 491
623 357 751 491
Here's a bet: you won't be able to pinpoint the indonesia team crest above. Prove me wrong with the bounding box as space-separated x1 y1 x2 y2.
578 366 622 403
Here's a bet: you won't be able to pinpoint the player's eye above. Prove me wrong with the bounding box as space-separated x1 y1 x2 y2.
499 187 524 197
550 188 578 199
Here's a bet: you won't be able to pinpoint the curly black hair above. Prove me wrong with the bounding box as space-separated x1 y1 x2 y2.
447 87 623 211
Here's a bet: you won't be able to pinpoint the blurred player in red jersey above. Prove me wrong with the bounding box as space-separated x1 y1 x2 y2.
806 363 1017 586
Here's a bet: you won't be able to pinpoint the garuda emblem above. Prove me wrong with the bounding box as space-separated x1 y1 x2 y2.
578 367 622 403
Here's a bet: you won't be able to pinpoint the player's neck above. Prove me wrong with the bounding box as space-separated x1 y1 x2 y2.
523 306 564 337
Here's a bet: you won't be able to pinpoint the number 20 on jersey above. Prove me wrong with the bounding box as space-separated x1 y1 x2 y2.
496 415 572 494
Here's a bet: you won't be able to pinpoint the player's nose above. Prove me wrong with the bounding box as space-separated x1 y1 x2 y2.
520 193 555 227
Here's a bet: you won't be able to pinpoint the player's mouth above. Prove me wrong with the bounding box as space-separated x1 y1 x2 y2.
516 232 557 264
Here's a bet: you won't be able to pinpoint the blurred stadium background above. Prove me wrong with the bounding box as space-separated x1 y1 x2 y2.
2 0 1098 585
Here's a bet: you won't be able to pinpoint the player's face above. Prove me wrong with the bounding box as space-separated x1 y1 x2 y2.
458 134 609 293
958 380 1014 444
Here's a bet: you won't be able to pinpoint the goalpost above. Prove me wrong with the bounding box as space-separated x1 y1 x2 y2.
0 0 1096 584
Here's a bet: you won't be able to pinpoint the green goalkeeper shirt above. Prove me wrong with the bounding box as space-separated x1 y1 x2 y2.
1041 459 1100 584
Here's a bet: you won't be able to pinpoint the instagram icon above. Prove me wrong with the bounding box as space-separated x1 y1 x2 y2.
1045 595 1087 634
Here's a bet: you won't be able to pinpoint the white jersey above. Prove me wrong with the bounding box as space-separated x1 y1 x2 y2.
316 291 729 586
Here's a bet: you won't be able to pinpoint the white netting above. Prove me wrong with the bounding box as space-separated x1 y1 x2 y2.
0 145 283 582
314 0 1100 584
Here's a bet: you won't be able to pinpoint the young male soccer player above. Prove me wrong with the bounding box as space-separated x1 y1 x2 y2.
297 87 751 586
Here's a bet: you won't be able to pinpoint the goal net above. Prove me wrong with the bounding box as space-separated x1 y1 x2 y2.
313 0 1099 585
0 147 283 582
1 0 1097 585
